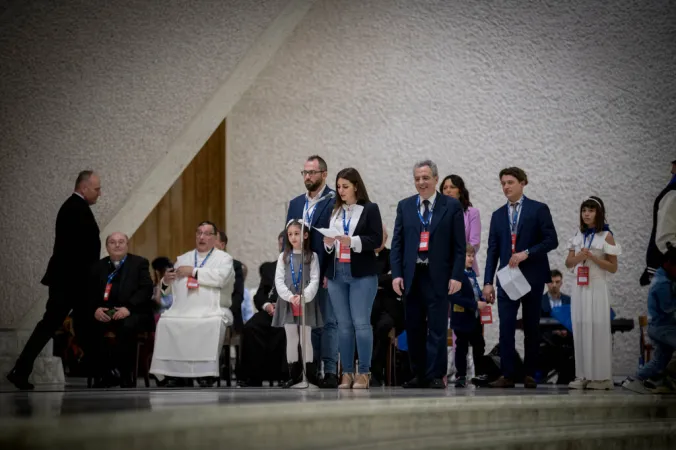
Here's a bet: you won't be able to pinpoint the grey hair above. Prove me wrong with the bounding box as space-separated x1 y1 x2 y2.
413 160 438 178
106 232 129 243
75 170 94 190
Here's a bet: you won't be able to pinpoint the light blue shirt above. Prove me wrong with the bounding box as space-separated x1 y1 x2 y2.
242 288 254 323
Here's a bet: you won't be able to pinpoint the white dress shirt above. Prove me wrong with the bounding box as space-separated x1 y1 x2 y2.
508 195 524 232
274 250 320 303
325 204 364 255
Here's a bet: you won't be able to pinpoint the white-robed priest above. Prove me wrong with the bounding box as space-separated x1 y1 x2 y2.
150 221 235 388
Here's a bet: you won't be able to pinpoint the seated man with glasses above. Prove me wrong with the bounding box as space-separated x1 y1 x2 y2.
150 221 236 388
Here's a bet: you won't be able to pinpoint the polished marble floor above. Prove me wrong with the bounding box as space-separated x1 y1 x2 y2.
0 378 637 419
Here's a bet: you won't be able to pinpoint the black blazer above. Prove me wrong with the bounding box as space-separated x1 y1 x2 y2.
42 194 101 289
87 253 154 316
253 261 278 311
325 202 383 279
449 272 480 333
231 259 245 331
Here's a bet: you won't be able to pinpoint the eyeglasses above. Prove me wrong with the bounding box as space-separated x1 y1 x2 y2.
301 170 325 177
195 232 215 238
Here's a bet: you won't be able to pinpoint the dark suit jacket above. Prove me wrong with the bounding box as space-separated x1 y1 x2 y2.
541 293 571 318
325 202 383 279
231 259 245 331
390 193 466 297
286 185 336 278
253 261 278 312
87 254 154 318
42 194 101 290
371 248 405 333
484 196 558 289
449 272 482 333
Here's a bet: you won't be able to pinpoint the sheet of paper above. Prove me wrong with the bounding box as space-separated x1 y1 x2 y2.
314 227 342 238
496 265 531 301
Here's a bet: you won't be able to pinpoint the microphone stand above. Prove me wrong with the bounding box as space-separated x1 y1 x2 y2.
291 190 333 389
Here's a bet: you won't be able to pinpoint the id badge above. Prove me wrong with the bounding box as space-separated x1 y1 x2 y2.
511 233 517 254
187 276 199 289
291 302 301 317
480 306 493 324
419 231 430 252
338 242 351 262
577 266 589 286
103 283 112 301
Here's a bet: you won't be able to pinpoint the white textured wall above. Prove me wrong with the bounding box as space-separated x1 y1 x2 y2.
0 0 290 328
229 0 676 374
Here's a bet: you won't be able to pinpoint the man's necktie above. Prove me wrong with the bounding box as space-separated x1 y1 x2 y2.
419 200 430 262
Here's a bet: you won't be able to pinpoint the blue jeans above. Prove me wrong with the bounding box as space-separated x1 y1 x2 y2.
327 262 378 374
311 287 339 375
637 325 676 380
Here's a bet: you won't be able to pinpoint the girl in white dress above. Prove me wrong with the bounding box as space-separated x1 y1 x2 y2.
565 196 621 390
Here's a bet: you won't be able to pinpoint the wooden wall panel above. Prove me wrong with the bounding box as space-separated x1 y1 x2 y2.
128 119 226 263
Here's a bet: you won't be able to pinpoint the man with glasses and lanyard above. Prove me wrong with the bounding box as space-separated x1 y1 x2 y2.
285 155 338 387
150 221 236 388
85 232 154 388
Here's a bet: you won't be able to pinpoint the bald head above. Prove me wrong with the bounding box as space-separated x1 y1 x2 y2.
75 170 102 205
106 232 129 261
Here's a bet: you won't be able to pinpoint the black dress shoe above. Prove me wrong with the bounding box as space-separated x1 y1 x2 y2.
238 379 263 387
523 376 537 389
198 377 216 388
428 378 446 389
320 373 338 389
7 370 34 391
165 377 182 388
370 377 383 388
402 377 428 388
489 376 515 388
471 374 489 387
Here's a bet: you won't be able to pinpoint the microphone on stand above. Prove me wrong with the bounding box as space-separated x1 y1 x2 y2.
309 190 335 206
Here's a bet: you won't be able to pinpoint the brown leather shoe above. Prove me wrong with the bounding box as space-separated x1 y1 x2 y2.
489 376 515 388
524 376 537 389
338 373 354 389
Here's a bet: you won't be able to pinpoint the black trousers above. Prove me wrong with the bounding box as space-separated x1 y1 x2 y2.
239 311 286 382
454 319 486 378
371 312 395 380
15 286 80 377
84 313 153 378
405 265 448 380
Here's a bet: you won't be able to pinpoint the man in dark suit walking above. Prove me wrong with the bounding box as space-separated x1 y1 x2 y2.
7 170 102 390
285 155 339 387
391 160 466 389
85 232 154 387
483 167 558 388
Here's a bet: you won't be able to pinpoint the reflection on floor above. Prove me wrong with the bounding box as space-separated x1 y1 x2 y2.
0 378 635 419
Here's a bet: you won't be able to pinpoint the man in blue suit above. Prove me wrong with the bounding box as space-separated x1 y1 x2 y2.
285 155 339 388
541 269 571 318
483 167 558 388
391 160 466 388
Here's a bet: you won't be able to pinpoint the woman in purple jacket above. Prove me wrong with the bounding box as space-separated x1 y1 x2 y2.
441 174 481 275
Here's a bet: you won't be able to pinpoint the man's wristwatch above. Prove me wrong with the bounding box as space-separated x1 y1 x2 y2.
525 249 530 256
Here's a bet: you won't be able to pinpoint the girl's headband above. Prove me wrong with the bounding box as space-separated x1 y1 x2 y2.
286 218 311 229
585 197 603 209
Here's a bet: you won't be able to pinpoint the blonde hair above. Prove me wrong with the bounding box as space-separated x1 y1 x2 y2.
466 244 476 255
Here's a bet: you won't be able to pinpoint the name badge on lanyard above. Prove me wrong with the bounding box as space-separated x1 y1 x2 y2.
417 196 435 252
480 306 493 325
189 247 215 290
305 198 316 225
290 255 302 317
509 202 521 254
577 232 594 286
103 257 127 301
339 208 352 263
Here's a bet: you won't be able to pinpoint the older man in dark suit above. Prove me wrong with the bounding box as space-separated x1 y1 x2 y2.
85 232 154 388
7 170 102 390
391 160 466 389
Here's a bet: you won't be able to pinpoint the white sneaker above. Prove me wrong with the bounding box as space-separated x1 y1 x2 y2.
621 377 651 394
568 378 589 390
587 379 614 390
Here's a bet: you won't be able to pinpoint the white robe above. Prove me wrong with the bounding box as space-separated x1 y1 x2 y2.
150 248 235 378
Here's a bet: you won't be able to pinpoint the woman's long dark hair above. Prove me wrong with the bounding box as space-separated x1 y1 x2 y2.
441 174 472 211
579 196 606 233
333 167 371 214
283 220 312 264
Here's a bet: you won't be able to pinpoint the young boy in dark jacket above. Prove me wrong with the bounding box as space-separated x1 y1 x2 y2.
450 244 490 387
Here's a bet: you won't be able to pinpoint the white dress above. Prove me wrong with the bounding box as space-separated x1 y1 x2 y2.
150 248 235 378
568 230 621 381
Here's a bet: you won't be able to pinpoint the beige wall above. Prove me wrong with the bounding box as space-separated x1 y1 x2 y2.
0 0 292 328
228 0 676 374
